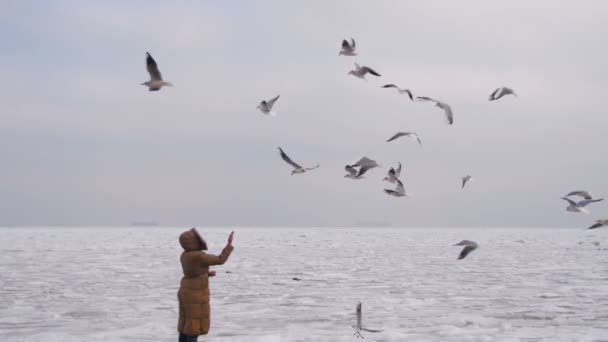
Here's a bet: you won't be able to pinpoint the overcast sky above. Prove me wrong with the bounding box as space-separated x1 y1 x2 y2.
1 1 607 227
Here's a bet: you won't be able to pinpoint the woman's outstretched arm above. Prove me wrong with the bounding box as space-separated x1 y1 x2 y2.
200 231 234 266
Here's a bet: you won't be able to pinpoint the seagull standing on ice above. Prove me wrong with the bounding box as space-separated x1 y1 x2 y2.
257 95 280 116
142 52 173 91
588 220 608 229
461 175 473 189
488 86 517 101
416 96 454 125
348 63 381 80
277 147 319 175
339 38 357 56
383 162 402 184
453 240 478 260
386 132 422 146
381 84 414 101
353 302 382 339
561 197 604 214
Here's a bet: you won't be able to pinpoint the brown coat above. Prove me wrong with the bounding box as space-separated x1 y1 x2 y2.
177 229 233 336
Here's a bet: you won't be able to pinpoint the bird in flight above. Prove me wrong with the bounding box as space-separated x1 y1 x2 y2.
561 197 604 214
453 240 478 260
348 63 381 80
386 132 422 146
488 86 517 101
416 96 454 125
587 220 608 230
339 38 357 56
461 175 473 189
257 95 280 116
381 84 413 101
353 302 383 339
277 147 319 175
383 162 402 184
142 52 173 91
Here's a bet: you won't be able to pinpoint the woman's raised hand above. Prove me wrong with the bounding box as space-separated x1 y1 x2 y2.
227 231 234 246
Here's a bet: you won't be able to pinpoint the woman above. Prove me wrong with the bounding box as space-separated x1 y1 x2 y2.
177 228 234 342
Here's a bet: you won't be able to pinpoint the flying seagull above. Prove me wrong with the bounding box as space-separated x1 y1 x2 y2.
383 162 402 184
339 38 357 56
384 179 406 197
381 84 413 101
257 95 280 116
416 96 454 125
489 86 517 101
565 190 593 200
353 302 382 339
348 63 381 80
386 132 422 146
454 240 478 260
344 164 377 180
561 197 604 214
142 52 173 91
277 147 319 175
461 175 473 189
587 219 608 230
351 157 380 168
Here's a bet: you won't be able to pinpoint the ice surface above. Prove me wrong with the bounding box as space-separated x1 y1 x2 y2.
1 227 607 341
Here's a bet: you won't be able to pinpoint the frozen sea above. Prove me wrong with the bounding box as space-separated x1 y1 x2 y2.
1 227 607 342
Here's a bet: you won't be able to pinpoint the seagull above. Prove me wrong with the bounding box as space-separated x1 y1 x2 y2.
561 197 604 214
587 220 608 230
142 52 173 91
488 86 517 101
565 190 593 200
383 162 402 184
344 164 376 180
453 240 478 260
351 157 380 168
339 38 357 56
416 97 454 125
353 302 382 339
384 179 406 197
348 63 381 80
381 84 413 101
461 175 473 189
386 132 422 146
257 95 280 116
345 158 379 179
277 147 319 175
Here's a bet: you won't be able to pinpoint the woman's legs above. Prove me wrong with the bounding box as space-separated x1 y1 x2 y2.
178 333 198 342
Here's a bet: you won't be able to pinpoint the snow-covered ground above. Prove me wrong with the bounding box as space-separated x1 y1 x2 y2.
1 227 607 341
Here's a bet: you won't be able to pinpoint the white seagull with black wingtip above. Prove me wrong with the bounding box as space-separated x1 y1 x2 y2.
588 220 608 230
383 162 402 184
454 240 478 260
142 52 173 91
561 197 604 214
257 95 280 116
489 86 517 101
339 38 357 56
348 63 381 80
387 132 422 146
277 147 319 175
344 157 380 180
353 302 382 339
416 96 454 125
384 179 406 198
382 84 413 101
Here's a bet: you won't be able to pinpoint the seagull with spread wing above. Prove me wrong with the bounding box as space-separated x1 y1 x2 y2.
588 220 608 230
353 302 382 339
461 175 473 189
384 179 406 197
348 63 381 80
561 197 604 214
344 157 380 180
257 95 280 116
383 162 402 184
339 38 357 56
382 84 413 100
277 147 319 175
454 240 478 260
386 132 422 146
564 190 593 200
141 52 173 91
489 86 517 101
416 96 454 125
